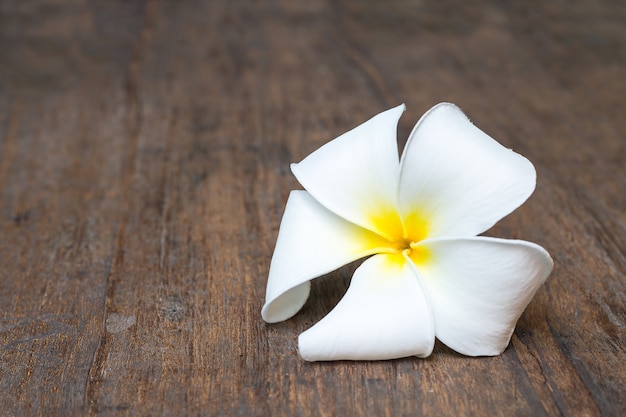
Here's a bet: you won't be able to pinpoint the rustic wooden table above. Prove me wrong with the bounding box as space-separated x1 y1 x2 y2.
1 1 624 416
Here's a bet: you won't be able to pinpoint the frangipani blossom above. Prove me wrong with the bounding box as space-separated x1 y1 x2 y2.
262 103 553 361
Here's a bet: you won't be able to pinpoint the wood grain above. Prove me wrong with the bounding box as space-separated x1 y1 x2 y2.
0 0 624 416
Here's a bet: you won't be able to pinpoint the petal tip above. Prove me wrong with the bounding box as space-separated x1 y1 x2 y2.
289 162 300 177
261 282 311 324
297 331 319 362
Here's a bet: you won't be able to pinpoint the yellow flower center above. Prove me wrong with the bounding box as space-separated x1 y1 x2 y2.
368 207 431 266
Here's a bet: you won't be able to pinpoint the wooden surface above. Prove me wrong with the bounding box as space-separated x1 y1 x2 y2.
1 0 625 416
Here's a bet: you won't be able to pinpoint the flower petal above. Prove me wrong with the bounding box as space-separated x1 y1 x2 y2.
416 237 553 356
262 191 392 323
298 254 435 361
398 103 537 239
291 104 405 241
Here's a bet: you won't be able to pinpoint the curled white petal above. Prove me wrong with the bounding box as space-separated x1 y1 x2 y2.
262 191 390 323
291 104 405 240
298 254 434 361
398 103 537 238
416 237 553 356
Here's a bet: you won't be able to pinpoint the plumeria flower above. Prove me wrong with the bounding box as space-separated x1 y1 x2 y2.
261 103 553 361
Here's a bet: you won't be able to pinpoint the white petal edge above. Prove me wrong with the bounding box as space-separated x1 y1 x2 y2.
262 191 390 323
291 104 405 240
298 253 435 361
398 103 537 238
416 237 553 356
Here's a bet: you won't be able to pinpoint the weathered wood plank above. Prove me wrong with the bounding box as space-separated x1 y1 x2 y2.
0 0 624 416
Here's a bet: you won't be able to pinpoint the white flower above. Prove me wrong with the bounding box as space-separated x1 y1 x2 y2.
261 103 553 361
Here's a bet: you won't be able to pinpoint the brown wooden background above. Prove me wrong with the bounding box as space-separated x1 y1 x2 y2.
1 0 625 416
